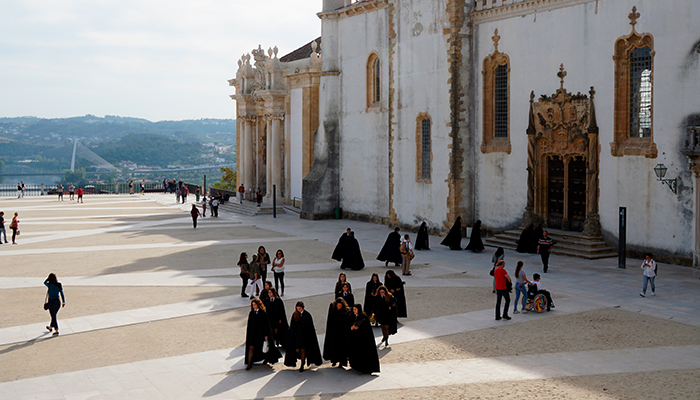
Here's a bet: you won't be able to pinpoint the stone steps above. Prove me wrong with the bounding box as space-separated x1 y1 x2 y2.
218 201 286 217
484 229 618 260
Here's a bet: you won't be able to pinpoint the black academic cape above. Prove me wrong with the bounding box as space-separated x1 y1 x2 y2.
465 223 485 252
348 313 381 374
340 236 365 270
284 311 323 367
440 219 463 250
374 295 398 335
263 297 289 348
415 224 430 250
363 280 382 315
245 310 282 365
385 275 407 318
334 281 353 299
332 233 349 261
516 225 534 253
322 304 351 365
377 231 402 265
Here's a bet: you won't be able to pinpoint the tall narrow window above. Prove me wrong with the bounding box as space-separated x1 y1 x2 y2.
481 29 511 154
611 6 657 158
366 53 381 109
416 113 432 183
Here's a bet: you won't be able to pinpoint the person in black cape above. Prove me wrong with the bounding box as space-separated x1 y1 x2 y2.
334 272 352 298
374 286 398 347
363 273 382 322
245 298 282 370
323 298 352 367
263 288 289 348
531 225 544 254
284 301 323 372
340 231 365 270
440 217 463 250
338 282 354 307
384 270 407 318
414 222 430 250
259 280 272 303
377 227 402 266
332 228 352 261
348 303 381 374
516 224 534 253
465 220 485 252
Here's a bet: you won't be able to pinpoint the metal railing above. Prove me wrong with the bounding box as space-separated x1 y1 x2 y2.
0 182 169 196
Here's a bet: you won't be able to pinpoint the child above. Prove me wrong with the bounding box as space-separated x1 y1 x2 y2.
531 273 555 311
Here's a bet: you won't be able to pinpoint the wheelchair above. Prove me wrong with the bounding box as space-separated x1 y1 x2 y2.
524 284 549 313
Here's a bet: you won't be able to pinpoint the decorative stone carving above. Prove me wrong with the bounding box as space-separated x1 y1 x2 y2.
481 28 511 154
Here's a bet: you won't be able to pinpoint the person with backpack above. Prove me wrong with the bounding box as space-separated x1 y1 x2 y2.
640 253 657 297
400 234 414 276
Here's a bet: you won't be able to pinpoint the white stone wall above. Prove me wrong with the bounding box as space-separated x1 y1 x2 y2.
473 0 700 256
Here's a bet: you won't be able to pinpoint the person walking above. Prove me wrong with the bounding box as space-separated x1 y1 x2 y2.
441 217 463 250
57 184 64 201
331 228 352 262
140 179 145 195
44 273 65 336
238 184 245 204
338 283 354 307
10 212 19 244
256 188 263 207
0 211 8 244
195 187 200 202
465 220 485 252
68 183 75 201
163 178 167 193
257 246 270 282
348 303 381 374
190 204 201 229
272 249 285 296
200 196 207 218
334 272 352 298
340 231 365 270
244 298 281 370
513 261 532 314
249 254 263 298
17 182 22 198
129 180 134 195
640 253 657 297
384 270 407 318
400 234 414 276
21 182 25 198
363 273 382 323
374 286 397 348
323 297 351 368
77 187 83 203
263 288 289 348
537 231 554 273
491 247 505 293
284 301 323 372
494 260 512 321
414 221 430 250
211 196 219 217
377 227 402 267
238 252 250 297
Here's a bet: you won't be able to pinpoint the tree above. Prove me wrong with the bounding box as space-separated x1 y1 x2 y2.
212 166 236 191
61 168 88 187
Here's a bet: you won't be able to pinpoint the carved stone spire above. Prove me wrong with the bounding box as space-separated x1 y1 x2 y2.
557 63 567 91
492 29 500 52
628 6 640 31
588 86 599 134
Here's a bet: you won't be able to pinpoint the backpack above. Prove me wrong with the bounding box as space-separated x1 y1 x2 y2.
400 241 408 254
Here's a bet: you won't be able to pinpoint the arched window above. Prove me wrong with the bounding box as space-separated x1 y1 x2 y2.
416 113 432 182
481 29 511 154
611 7 657 157
366 53 381 108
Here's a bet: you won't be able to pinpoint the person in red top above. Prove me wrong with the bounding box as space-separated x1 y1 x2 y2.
77 187 84 203
493 260 512 320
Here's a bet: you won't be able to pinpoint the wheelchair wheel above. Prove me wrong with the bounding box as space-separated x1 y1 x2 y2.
532 293 547 313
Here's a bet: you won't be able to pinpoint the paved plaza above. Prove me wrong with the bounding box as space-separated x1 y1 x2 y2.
1 193 699 399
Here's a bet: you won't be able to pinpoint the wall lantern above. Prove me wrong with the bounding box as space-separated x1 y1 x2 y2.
653 163 677 194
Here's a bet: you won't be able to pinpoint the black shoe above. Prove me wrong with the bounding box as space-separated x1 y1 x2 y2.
495 317 502 321
405 272 412 276
544 269 548 273
503 316 511 320
241 293 249 297
246 364 252 370
385 261 389 267
299 366 305 372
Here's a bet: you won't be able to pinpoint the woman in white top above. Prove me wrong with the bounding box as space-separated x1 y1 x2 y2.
640 253 656 297
272 249 286 296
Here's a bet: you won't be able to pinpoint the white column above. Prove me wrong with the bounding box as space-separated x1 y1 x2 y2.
244 118 254 191
271 115 283 195
695 172 700 268
266 116 273 197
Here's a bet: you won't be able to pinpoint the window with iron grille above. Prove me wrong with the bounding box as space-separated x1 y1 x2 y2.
374 59 381 103
629 46 652 138
494 63 508 138
421 118 431 179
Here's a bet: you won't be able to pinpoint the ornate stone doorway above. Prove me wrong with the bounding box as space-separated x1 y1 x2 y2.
523 65 601 236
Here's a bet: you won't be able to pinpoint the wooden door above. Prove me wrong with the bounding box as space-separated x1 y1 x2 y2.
568 156 587 231
547 157 564 229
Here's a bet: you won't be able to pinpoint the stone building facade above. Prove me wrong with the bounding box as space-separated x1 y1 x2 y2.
230 0 700 267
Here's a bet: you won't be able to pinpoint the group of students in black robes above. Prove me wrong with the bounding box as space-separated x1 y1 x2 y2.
440 217 486 252
332 228 366 270
323 298 381 374
515 223 544 254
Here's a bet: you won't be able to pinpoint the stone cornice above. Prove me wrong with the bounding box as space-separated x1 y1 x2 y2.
317 0 389 21
472 0 598 24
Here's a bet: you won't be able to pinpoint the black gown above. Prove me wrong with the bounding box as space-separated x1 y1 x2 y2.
516 224 534 253
363 280 382 316
334 281 353 298
377 231 402 265
284 311 323 367
415 223 430 250
440 218 462 250
245 309 282 365
374 295 398 335
348 313 381 374
385 275 407 318
340 236 365 270
339 292 355 308
332 233 349 261
322 304 351 365
263 297 289 348
465 221 485 252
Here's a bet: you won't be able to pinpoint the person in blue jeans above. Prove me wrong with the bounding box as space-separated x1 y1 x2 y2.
513 261 532 314
44 273 66 336
640 253 656 297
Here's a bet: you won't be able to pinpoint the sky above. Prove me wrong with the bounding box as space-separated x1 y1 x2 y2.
0 0 321 121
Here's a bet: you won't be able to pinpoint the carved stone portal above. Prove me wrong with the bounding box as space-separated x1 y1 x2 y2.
523 65 601 235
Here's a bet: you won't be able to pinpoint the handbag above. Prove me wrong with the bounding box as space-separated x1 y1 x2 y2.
506 279 513 293
262 340 270 354
16 230 20 236
489 267 495 276
43 291 49 310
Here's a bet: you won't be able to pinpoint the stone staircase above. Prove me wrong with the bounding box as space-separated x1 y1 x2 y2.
218 200 286 217
484 228 617 260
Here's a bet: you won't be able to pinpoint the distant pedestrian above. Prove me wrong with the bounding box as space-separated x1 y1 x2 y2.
21 181 25 198
201 196 207 217
640 253 656 297
238 184 245 204
129 180 134 195
57 184 64 201
256 188 263 207
68 183 75 200
182 186 188 203
44 273 65 336
491 247 505 293
494 260 511 321
163 178 167 193
17 183 21 198
257 246 270 282
190 204 201 229
0 211 7 244
272 249 285 296
249 254 263 298
211 196 219 217
10 212 19 244
238 252 250 297
440 216 463 250
140 179 144 195
465 220 485 252
414 221 430 250
195 187 200 202
340 231 365 270
537 231 553 273
400 234 414 276
77 187 83 203
175 186 181 203
331 228 351 262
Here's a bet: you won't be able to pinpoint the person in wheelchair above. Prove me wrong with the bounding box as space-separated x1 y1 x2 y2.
526 273 555 312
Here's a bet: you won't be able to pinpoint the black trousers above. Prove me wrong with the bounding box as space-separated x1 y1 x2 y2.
540 251 550 272
11 227 17 243
274 272 285 294
212 206 218 217
48 298 61 330
191 215 198 229
495 289 510 318
240 273 249 295
537 290 554 310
